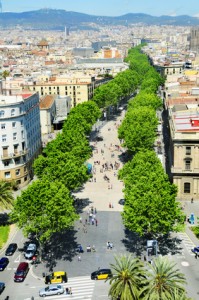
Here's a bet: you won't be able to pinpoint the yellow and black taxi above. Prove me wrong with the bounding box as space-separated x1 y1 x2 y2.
45 271 67 284
91 268 112 280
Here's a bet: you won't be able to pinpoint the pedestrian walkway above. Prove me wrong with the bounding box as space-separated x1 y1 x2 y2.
74 111 126 212
38 276 95 300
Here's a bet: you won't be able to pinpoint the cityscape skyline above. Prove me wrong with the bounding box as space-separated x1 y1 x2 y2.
1 0 199 18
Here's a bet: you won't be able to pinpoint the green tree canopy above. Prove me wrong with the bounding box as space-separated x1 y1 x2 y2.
11 179 78 242
0 180 14 210
108 254 145 300
118 107 158 153
141 256 187 300
119 150 184 236
128 91 162 111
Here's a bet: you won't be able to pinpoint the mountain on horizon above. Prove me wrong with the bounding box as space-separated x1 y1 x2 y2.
0 9 198 29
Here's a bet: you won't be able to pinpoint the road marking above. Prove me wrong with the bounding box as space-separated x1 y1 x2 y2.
36 276 95 300
178 232 196 255
14 254 21 263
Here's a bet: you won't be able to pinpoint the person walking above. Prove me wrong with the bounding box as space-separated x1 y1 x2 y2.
69 287 72 295
95 219 98 226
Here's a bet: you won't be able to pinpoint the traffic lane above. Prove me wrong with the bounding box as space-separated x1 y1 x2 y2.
1 267 44 300
173 243 199 300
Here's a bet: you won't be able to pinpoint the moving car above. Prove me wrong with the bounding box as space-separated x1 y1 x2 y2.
0 282 5 294
91 268 112 280
39 284 64 297
0 257 9 271
14 262 29 282
24 243 37 259
191 246 199 256
45 271 67 284
5 243 17 256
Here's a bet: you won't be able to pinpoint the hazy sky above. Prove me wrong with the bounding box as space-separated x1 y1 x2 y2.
2 0 199 17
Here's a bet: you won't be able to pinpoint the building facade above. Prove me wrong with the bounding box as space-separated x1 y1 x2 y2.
169 105 199 200
0 93 42 187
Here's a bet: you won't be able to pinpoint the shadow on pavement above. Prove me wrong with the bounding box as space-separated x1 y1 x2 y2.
122 229 183 257
42 228 79 271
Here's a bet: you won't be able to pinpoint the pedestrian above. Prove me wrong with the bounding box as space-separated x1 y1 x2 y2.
112 203 114 208
191 198 194 203
94 177 96 182
95 219 98 226
94 207 97 214
109 242 113 250
69 287 72 295
92 218 95 225
79 217 82 223
66 288 69 294
107 241 110 249
195 253 198 259
78 255 81 261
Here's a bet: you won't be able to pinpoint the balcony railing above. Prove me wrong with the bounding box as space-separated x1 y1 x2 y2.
1 149 28 160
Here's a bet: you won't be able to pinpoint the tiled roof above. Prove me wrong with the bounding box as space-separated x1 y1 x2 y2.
39 95 55 109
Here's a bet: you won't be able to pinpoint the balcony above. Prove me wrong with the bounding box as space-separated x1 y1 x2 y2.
1 149 28 160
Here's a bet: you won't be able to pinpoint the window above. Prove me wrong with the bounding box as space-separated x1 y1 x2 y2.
21 131 24 139
12 122 16 128
24 176 28 181
15 169 20 176
20 107 22 114
2 135 6 142
0 110 5 117
16 180 21 185
185 160 191 170
1 123 5 129
3 161 9 167
13 133 17 140
184 182 190 193
21 120 23 126
24 166 27 173
4 172 11 179
11 109 15 116
186 146 191 155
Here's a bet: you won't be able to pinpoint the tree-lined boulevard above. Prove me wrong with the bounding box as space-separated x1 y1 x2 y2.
0 46 199 299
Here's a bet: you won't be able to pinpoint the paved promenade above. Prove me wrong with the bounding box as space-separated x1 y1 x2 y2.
74 111 126 212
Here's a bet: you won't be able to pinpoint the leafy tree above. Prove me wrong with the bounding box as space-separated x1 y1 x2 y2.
128 92 162 111
0 180 14 210
107 254 145 300
11 179 78 242
118 107 158 153
141 257 187 300
119 150 184 236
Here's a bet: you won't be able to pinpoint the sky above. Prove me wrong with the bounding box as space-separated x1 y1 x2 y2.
1 0 199 17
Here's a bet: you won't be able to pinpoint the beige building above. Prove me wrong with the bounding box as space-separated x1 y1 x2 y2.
169 105 199 200
28 75 110 107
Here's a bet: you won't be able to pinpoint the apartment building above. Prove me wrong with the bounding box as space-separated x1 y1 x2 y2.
168 104 199 200
28 75 111 107
0 93 42 187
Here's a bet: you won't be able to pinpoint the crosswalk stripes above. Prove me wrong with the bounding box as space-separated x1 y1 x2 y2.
178 232 195 256
41 275 95 300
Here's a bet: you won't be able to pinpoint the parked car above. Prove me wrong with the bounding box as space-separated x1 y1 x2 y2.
14 262 29 282
91 268 112 280
45 271 67 284
0 257 9 271
39 284 64 297
0 282 5 294
5 243 17 256
24 243 37 259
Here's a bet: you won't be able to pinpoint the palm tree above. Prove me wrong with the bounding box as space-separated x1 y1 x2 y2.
171 289 192 300
0 180 14 210
107 254 145 300
141 256 187 300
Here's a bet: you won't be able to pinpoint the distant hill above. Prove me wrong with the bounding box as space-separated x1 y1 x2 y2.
0 9 199 29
